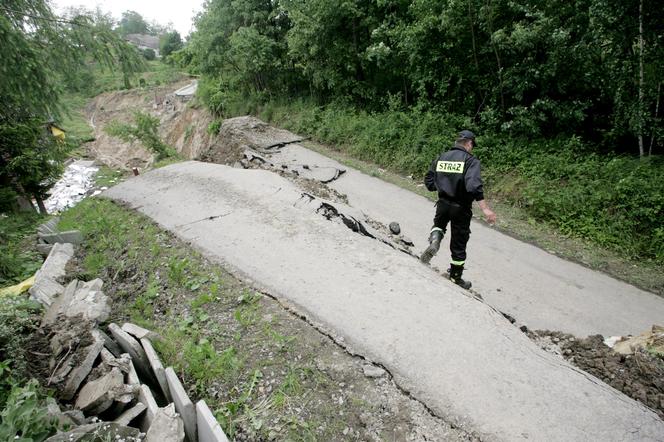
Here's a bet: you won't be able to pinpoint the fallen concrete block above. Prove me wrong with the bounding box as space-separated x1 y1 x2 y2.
39 230 83 245
75 367 124 415
44 422 141 442
29 276 64 307
165 367 197 442
37 217 60 236
196 400 230 442
67 281 110 324
138 384 159 431
29 242 74 306
126 357 140 386
108 383 140 418
141 337 171 402
61 330 105 401
42 279 79 325
108 323 152 381
145 403 185 442
36 243 54 256
123 322 159 340
99 329 122 357
114 402 147 427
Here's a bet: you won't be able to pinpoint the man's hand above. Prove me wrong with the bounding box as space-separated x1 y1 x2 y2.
483 208 497 225
478 200 497 225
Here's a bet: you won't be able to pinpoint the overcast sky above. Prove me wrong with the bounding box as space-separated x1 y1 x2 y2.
50 0 205 37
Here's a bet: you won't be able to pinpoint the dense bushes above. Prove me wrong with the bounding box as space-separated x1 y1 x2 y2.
480 136 664 261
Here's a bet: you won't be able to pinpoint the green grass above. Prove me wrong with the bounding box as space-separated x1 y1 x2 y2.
0 213 45 287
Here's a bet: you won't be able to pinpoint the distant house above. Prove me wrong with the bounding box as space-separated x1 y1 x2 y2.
124 34 161 58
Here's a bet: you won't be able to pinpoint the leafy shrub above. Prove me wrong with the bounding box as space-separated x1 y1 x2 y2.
105 111 175 159
0 213 43 286
207 120 222 136
0 296 42 394
0 380 59 441
142 48 156 61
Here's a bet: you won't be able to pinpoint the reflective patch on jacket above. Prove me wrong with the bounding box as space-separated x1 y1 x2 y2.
436 161 465 173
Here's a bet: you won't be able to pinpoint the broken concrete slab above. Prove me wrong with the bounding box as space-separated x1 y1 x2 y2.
138 384 159 431
75 367 124 415
28 277 64 307
62 409 87 426
38 217 60 236
67 281 110 324
36 242 54 256
29 242 74 306
42 279 79 326
45 422 142 442
46 398 79 428
145 403 185 442
99 329 122 357
165 367 196 442
61 329 105 401
141 337 171 402
196 400 230 442
126 356 140 386
39 230 83 245
114 402 147 427
123 322 159 340
108 323 152 381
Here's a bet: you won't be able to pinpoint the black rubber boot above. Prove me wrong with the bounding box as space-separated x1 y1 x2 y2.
449 264 472 289
420 230 443 264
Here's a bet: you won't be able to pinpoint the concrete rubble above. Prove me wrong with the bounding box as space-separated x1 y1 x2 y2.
26 219 231 442
29 242 74 306
145 403 185 442
166 367 197 442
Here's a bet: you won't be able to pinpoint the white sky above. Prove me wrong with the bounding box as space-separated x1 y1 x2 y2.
50 0 205 37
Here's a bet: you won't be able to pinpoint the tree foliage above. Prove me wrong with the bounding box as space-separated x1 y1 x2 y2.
0 0 145 212
118 10 150 36
160 31 183 58
184 0 663 155
105 111 174 159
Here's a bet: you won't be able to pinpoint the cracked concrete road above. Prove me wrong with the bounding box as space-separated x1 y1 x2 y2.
262 144 664 338
105 161 664 441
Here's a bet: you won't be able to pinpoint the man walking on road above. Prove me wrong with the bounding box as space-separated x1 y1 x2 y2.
421 130 496 289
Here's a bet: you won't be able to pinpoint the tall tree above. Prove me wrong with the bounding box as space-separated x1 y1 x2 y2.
160 31 183 58
0 1 145 212
118 10 149 35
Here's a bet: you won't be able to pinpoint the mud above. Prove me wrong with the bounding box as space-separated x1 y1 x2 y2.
531 331 664 419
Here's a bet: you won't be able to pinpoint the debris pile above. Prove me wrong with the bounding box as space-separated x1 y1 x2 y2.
531 329 664 420
26 219 230 441
44 160 99 214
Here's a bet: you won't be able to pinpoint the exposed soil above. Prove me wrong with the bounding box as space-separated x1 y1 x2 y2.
531 331 664 419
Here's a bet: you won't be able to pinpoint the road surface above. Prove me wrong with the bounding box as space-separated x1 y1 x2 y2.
105 161 664 441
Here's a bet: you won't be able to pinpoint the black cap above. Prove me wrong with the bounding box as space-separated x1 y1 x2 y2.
458 130 477 146
459 130 476 140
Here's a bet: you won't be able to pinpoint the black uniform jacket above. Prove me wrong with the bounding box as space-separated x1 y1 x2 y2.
424 145 485 207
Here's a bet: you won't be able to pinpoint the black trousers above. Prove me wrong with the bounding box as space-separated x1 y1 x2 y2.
432 199 472 263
